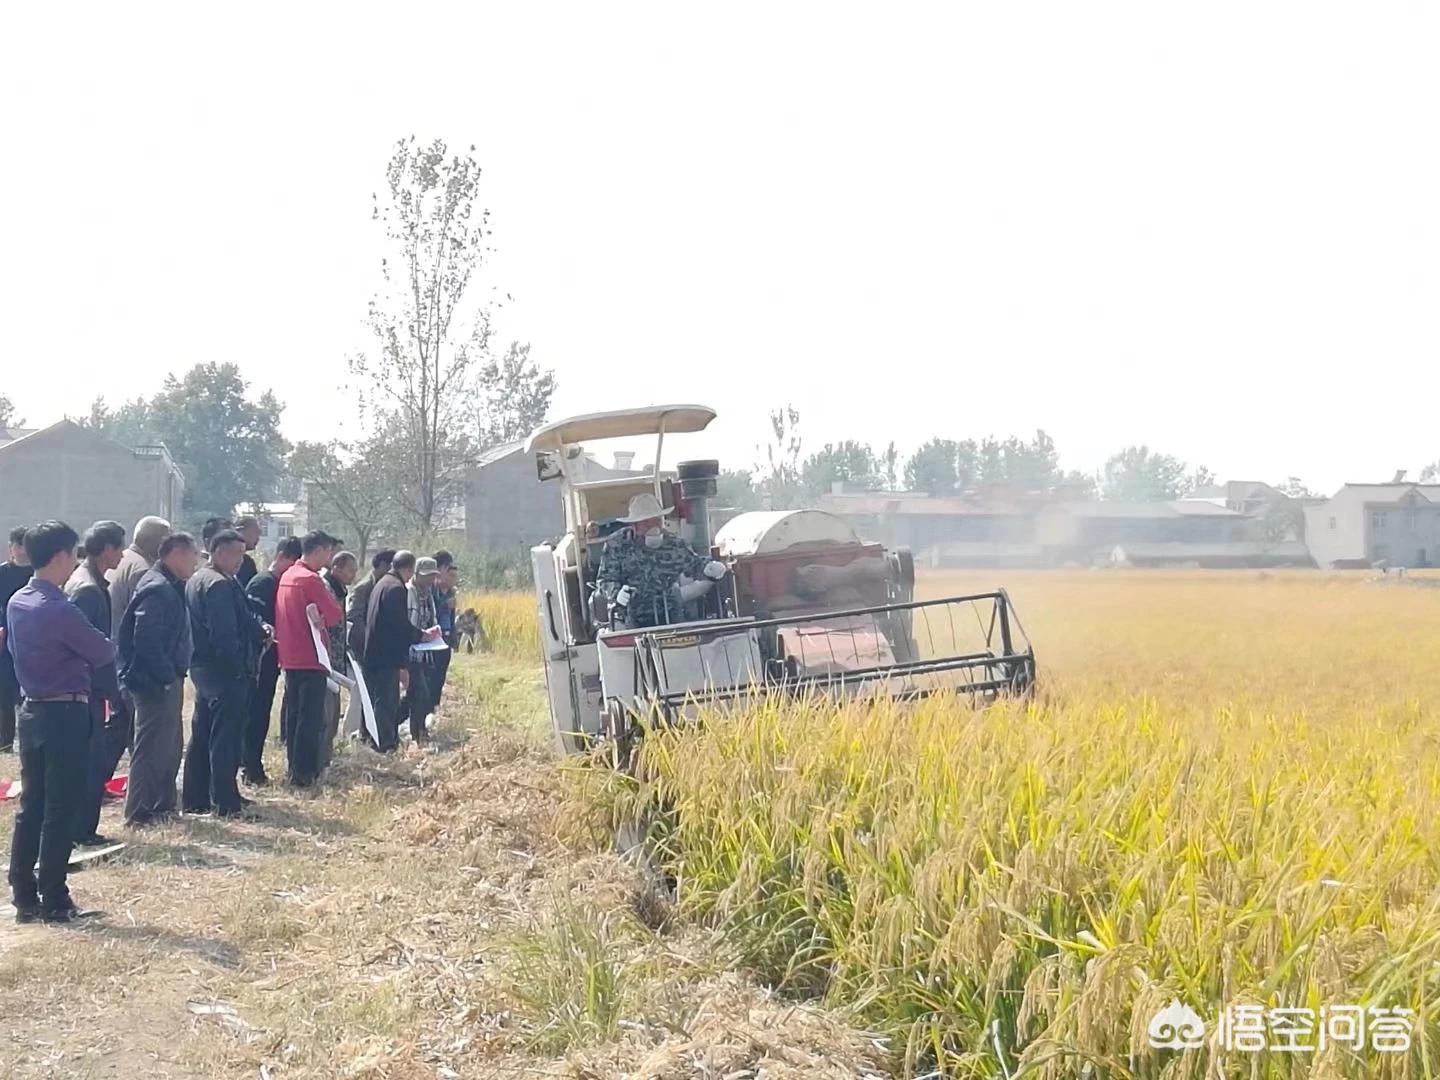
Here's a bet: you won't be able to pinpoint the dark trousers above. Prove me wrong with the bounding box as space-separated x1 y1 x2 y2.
124 681 183 824
0 665 19 748
182 671 248 813
364 664 400 752
431 642 453 707
281 669 329 785
244 650 280 776
73 695 132 841
397 662 432 742
8 700 90 908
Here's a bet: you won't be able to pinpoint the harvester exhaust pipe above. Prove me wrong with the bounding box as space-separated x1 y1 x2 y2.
677 459 720 551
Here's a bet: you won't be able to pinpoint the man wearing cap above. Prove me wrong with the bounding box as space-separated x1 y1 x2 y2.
397 555 441 744
597 493 728 628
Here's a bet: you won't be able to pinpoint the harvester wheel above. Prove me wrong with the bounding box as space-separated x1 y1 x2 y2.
603 697 636 770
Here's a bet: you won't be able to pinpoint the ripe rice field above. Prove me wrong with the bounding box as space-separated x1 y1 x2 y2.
590 570 1440 1077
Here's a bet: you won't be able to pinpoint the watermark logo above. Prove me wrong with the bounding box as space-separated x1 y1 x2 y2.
1147 1000 1206 1050
1146 1002 1413 1054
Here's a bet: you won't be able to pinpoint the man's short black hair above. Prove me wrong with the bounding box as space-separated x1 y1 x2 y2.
202 517 232 544
158 532 197 558
82 520 127 558
392 550 417 572
275 536 303 562
8 526 27 548
301 530 340 556
433 549 454 569
24 521 79 570
371 548 397 571
234 515 259 530
209 528 245 554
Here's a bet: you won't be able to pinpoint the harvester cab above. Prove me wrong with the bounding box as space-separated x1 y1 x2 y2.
527 404 1036 756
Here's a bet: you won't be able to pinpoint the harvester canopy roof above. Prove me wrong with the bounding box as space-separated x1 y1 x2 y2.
525 405 717 453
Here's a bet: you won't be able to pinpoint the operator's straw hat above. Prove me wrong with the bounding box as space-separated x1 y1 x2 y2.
619 492 672 523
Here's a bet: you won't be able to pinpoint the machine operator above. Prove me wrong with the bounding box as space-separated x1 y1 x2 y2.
597 493 728 628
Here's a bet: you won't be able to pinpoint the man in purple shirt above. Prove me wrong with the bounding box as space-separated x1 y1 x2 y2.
4 521 116 924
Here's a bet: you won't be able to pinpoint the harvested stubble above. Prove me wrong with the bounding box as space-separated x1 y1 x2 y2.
588 570 1440 1078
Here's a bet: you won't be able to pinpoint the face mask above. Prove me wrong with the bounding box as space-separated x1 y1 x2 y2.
644 528 664 549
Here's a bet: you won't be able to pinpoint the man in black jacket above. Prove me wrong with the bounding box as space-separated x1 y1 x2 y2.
363 551 437 752
235 516 261 588
118 532 197 827
242 536 299 786
64 521 128 846
0 525 32 752
183 530 263 817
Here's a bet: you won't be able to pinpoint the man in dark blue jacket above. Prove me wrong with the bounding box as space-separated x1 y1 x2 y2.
183 530 263 818
118 532 197 827
64 520 128 846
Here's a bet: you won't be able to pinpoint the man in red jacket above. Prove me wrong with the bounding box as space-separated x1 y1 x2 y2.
273 530 343 786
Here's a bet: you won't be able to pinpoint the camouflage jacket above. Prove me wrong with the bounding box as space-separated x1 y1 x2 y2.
597 529 708 627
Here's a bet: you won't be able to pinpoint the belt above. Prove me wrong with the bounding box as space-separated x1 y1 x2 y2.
28 693 89 704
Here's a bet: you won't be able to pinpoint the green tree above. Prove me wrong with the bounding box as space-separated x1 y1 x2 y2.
1420 463 1439 484
801 440 881 496
0 396 20 430
82 395 156 449
148 363 288 524
904 438 961 495
1101 445 1209 501
289 439 395 561
905 431 1062 495
716 468 761 510
881 441 899 491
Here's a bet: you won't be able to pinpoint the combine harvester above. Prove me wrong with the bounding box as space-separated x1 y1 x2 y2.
528 404 1036 758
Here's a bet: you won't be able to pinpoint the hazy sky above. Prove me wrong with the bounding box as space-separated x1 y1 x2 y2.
4 3 1436 494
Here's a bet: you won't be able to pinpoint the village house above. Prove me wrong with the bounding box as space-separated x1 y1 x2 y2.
0 420 185 542
820 487 1312 568
234 500 305 559
1303 482 1440 568
463 443 643 554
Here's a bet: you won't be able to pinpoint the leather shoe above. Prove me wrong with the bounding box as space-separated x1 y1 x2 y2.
215 806 261 821
241 769 269 788
73 833 113 848
14 900 41 924
40 898 83 923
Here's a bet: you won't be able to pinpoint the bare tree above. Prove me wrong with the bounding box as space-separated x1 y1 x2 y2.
349 137 496 536
477 341 556 450
289 439 396 561
754 405 803 509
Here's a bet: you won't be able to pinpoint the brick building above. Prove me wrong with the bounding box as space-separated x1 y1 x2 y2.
0 420 185 541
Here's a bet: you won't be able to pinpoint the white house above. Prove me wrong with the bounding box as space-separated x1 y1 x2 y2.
1303 483 1440 568
235 501 304 559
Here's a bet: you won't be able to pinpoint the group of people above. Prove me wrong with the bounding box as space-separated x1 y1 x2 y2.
1 515 463 924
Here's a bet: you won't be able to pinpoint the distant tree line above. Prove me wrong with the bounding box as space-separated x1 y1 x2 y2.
717 405 1332 510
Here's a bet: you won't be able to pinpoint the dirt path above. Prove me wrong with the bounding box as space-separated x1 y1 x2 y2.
0 656 886 1080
